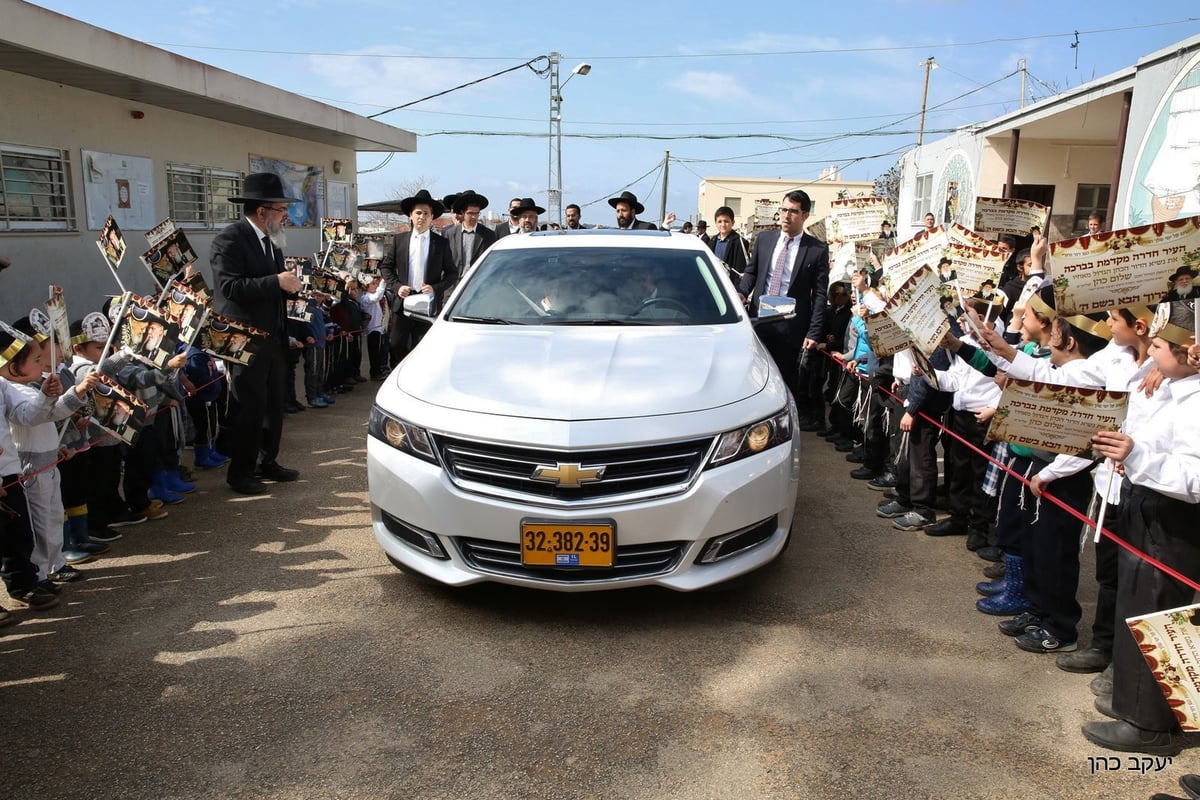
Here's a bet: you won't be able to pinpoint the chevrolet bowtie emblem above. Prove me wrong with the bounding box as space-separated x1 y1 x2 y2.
531 462 605 488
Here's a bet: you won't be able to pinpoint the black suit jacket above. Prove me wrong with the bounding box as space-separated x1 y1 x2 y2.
494 221 520 239
740 230 829 344
379 230 459 312
621 219 659 231
211 218 289 336
443 223 498 273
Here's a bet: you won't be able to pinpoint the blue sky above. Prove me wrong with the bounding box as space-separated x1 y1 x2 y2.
29 1 1200 225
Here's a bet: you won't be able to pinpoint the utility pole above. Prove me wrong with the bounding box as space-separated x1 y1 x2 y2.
660 150 670 225
1019 58 1027 108
917 57 937 148
547 52 562 227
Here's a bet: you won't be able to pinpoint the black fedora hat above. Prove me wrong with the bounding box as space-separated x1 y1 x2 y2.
400 189 445 218
230 172 301 204
1170 264 1198 281
512 197 545 216
442 193 460 212
452 189 490 214
608 191 645 215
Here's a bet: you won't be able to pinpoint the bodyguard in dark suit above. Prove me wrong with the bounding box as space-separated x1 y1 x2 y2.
379 189 459 367
494 197 523 239
738 189 830 404
210 172 304 495
442 190 497 274
609 191 659 230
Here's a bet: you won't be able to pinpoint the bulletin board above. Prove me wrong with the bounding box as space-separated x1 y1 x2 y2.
81 149 156 231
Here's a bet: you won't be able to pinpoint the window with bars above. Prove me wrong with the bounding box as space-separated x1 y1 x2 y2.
166 164 242 229
0 144 74 231
1073 184 1110 234
911 174 933 223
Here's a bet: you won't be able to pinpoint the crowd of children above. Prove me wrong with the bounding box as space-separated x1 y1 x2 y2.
804 232 1200 756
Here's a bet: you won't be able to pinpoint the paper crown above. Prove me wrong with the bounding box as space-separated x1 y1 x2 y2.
72 312 111 345
0 319 32 368
28 309 52 340
1150 301 1197 346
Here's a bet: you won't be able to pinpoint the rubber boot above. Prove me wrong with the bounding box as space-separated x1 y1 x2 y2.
148 470 185 505
164 468 196 494
65 511 109 558
976 553 1030 616
195 445 229 469
976 559 1010 596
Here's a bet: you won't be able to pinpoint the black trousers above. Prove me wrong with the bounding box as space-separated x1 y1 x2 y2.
945 411 994 533
1092 509 1120 656
1111 484 1200 732
223 338 287 482
388 312 428 368
86 445 126 527
895 412 941 517
0 476 37 595
1021 466 1094 643
367 331 386 378
994 454 1031 555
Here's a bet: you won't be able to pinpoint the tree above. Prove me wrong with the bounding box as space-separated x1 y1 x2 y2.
873 161 902 217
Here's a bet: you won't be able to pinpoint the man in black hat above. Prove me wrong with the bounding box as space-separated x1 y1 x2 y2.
443 190 497 273
509 198 545 234
210 172 304 495
379 189 458 367
609 191 658 230
495 197 523 239
695 220 710 246
1166 264 1200 301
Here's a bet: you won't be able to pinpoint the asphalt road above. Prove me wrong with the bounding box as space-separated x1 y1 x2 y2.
0 383 1190 799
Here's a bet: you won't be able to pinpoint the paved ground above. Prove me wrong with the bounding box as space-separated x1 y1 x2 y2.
0 383 1193 799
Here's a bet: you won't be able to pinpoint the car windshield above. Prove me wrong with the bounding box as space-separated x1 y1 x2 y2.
446 246 739 326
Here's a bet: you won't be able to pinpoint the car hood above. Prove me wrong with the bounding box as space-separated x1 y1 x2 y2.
398 324 771 421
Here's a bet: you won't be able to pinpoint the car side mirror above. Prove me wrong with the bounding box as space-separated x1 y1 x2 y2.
403 292 435 320
752 295 796 327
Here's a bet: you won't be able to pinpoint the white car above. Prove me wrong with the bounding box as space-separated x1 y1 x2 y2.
367 230 800 591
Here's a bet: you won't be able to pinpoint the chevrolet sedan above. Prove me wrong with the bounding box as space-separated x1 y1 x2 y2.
367 230 800 591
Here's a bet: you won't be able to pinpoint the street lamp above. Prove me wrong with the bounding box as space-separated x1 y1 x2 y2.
547 53 592 226
917 56 938 148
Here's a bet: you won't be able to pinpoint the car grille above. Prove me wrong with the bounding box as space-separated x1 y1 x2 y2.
433 435 713 504
456 537 687 583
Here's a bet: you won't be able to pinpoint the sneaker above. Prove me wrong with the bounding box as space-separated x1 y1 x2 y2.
8 586 59 610
876 500 912 519
108 509 147 528
48 565 85 583
88 526 123 543
135 499 169 521
982 561 1006 580
1014 626 1077 654
78 540 111 555
308 397 329 409
866 472 896 491
36 579 62 596
319 393 336 405
999 611 1042 637
892 511 935 531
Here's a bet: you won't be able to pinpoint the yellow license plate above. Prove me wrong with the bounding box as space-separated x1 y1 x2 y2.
520 522 614 568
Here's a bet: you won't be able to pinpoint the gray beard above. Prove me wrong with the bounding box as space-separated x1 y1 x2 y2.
269 229 288 250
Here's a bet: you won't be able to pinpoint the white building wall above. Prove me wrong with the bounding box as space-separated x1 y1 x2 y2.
1 69 357 319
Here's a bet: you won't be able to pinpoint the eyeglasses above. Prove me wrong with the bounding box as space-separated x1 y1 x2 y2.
266 205 289 215
779 207 806 216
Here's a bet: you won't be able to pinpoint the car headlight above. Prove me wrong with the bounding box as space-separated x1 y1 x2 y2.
368 405 437 464
707 408 793 468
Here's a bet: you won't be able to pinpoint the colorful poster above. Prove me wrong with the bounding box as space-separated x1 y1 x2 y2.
140 228 197 289
865 312 910 357
1126 602 1200 732
879 226 949 298
118 295 180 369
829 197 893 242
322 217 353 244
1049 216 1200 314
947 223 995 250
248 155 323 227
161 280 208 345
973 197 1050 237
89 373 149 446
947 242 1007 291
878 265 951 356
96 215 126 271
199 312 267 367
987 378 1129 458
45 286 70 365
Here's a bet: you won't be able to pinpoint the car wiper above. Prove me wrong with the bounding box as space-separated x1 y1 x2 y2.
542 318 653 325
451 315 518 325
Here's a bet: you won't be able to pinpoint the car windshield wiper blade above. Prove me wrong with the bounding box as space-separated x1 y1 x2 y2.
542 318 652 325
451 315 518 325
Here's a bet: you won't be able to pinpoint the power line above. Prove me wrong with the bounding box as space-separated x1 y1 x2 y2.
367 56 549 119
